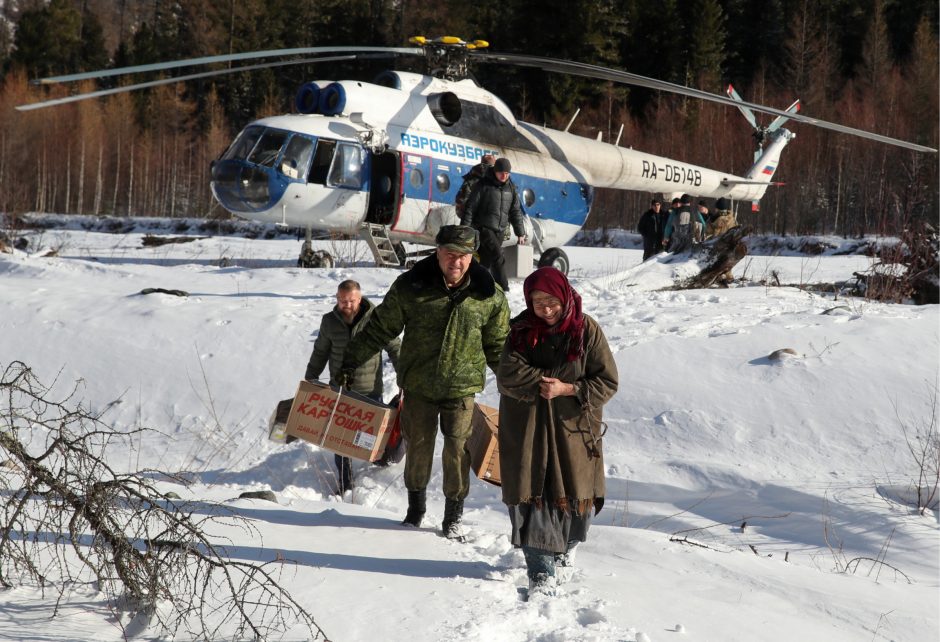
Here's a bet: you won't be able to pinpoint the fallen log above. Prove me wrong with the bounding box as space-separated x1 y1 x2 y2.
670 225 751 289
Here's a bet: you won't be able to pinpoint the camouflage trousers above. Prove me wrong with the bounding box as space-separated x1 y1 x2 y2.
400 393 475 500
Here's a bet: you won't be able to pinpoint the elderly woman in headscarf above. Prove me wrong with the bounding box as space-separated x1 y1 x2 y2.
496 266 619 596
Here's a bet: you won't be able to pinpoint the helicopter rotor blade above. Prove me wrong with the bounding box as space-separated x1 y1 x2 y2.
726 84 759 131
766 98 801 134
32 46 424 86
16 54 362 111
472 52 937 153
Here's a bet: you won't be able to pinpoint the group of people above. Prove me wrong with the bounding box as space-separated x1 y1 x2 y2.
638 194 738 259
302 217 618 597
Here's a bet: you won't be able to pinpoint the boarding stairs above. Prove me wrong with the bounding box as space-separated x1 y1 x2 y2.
359 223 401 267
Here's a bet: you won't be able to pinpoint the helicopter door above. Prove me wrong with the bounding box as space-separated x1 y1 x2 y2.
365 150 400 226
392 153 432 234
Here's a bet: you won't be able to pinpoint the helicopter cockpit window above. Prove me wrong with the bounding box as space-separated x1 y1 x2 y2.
221 125 264 161
328 142 364 189
247 130 289 167
309 139 336 184
279 136 314 180
522 188 536 208
435 174 451 193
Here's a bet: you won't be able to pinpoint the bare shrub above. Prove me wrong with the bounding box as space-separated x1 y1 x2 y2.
850 220 939 304
0 361 328 641
895 384 940 515
821 496 911 583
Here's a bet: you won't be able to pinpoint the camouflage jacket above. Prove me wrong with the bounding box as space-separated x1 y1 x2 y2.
343 255 510 401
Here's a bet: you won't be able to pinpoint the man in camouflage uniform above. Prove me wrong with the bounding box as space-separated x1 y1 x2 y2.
342 225 510 538
705 197 737 239
705 197 738 284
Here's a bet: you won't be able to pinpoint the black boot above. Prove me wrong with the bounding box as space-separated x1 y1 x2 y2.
401 489 426 527
441 498 464 539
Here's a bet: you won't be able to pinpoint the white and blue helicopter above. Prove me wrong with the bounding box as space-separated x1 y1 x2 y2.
19 36 936 272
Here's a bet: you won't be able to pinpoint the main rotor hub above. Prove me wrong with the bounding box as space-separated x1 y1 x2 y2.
408 36 488 81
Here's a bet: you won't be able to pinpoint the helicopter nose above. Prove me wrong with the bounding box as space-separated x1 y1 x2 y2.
211 159 283 212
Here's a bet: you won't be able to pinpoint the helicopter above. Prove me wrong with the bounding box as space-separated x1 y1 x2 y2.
18 36 937 273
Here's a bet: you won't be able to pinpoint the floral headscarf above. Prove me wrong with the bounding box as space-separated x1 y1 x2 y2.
509 266 585 362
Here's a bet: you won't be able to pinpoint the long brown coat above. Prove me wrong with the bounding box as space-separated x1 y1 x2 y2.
496 314 619 507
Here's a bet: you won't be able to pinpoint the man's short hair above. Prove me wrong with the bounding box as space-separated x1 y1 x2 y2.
337 279 361 292
481 154 496 166
652 198 662 205
671 197 681 205
436 225 479 254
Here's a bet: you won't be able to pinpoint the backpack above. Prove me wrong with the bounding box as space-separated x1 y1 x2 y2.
670 210 693 252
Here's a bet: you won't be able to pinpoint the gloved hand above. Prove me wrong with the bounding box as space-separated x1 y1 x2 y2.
336 368 355 389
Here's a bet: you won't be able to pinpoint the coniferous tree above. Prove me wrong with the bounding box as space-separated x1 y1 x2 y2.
883 0 938 63
624 0 683 116
684 0 726 90
79 8 109 73
897 16 939 221
858 0 894 91
905 17 939 149
721 0 785 85
10 0 84 77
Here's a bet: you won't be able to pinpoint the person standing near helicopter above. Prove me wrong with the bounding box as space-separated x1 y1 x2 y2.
455 154 495 220
340 225 510 539
460 157 527 291
304 280 401 494
663 193 706 253
496 266 618 597
637 198 665 261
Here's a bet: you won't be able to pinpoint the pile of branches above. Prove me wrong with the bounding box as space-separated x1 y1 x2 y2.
851 219 939 304
0 361 328 641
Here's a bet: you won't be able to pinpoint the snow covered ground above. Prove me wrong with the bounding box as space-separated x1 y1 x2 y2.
0 225 937 642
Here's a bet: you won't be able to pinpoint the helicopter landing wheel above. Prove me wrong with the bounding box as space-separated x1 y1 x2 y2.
297 242 334 268
537 247 569 275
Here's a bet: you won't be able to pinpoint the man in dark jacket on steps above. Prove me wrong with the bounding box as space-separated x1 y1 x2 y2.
341 225 510 539
305 280 400 494
460 157 527 291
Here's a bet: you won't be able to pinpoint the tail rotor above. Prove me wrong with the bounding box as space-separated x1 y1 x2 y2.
726 84 800 211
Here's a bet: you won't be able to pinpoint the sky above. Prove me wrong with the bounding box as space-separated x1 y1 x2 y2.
0 220 938 642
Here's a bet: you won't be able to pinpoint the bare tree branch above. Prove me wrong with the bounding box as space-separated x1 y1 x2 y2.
0 360 329 641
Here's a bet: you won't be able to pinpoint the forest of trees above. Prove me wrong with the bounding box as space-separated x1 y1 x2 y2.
0 0 936 236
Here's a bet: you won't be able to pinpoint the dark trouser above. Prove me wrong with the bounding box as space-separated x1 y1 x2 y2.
641 237 660 260
522 542 578 581
333 392 381 492
476 227 509 290
400 393 475 500
334 453 353 492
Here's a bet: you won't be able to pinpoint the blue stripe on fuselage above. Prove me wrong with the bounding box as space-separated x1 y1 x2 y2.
430 160 590 228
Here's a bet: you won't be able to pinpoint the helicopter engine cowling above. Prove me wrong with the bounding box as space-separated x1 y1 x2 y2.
319 83 347 116
427 92 462 127
295 82 322 114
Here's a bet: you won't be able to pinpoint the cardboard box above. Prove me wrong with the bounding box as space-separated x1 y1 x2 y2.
284 381 397 462
467 403 501 486
267 398 294 443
